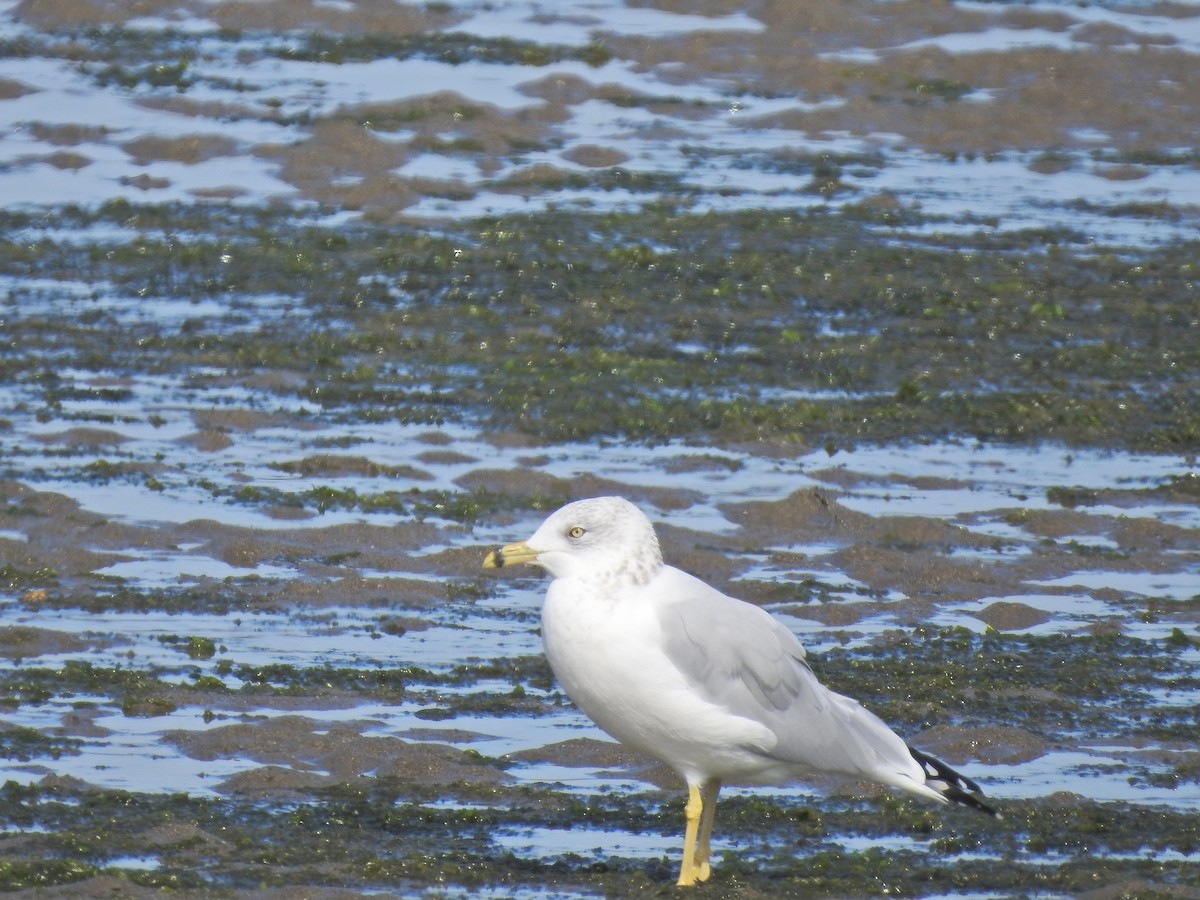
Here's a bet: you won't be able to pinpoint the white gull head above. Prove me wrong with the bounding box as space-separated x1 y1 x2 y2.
490 496 664 587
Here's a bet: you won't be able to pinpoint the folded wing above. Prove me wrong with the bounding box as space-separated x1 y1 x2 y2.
656 567 936 795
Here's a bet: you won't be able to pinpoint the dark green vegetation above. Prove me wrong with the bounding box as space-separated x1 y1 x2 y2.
0 628 1197 896
275 31 614 68
826 628 1200 744
6 627 1192 747
2 198 1199 898
2 201 1198 452
0 27 612 95
0 777 1197 897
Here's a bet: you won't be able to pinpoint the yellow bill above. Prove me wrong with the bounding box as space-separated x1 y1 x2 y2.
483 541 540 569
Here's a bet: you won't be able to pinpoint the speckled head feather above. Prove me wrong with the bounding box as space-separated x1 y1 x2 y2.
525 496 663 587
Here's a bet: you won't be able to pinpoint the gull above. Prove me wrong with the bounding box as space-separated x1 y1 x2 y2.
484 496 997 886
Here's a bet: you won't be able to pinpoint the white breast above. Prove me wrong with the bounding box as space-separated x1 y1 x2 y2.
540 576 775 782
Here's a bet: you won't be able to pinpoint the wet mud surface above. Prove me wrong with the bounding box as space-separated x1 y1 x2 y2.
1 0 1200 897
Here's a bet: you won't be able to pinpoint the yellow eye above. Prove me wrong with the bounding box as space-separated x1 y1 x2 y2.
568 526 586 539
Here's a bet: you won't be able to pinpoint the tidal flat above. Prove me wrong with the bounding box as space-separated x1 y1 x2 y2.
1 1 1199 897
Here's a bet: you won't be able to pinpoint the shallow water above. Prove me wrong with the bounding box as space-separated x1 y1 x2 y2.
3 0 1200 243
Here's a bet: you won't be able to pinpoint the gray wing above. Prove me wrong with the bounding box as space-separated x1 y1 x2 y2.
657 566 919 781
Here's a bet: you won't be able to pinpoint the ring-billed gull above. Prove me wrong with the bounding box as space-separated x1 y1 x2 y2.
484 496 997 886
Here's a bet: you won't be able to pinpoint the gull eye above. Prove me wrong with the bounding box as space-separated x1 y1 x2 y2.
567 526 586 539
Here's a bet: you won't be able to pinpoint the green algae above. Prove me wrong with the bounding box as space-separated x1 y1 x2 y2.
0 565 59 591
205 480 559 524
4 622 1190 899
0 859 100 891
275 31 613 69
184 635 217 660
0 725 82 763
0 776 1197 896
2 195 1199 896
820 628 1200 741
4 202 1197 451
0 26 612 110
232 662 411 695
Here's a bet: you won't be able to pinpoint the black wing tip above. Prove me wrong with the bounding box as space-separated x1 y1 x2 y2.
909 746 1002 819
942 784 1002 819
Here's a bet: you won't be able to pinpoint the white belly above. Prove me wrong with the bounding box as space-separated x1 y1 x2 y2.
540 580 775 782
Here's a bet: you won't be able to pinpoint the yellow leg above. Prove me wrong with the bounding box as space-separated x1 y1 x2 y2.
694 778 721 882
676 779 721 886
676 783 704 887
